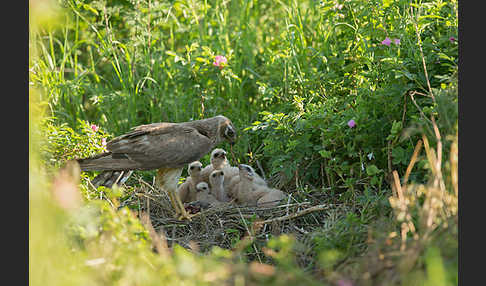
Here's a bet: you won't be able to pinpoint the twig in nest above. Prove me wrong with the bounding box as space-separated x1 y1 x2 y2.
238 208 263 263
253 204 331 229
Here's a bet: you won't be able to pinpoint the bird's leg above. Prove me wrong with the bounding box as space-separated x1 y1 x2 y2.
156 167 194 221
170 188 195 221
166 189 180 216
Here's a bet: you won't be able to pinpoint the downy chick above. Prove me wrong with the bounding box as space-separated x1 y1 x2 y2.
230 164 268 206
257 188 286 207
195 182 221 209
209 170 230 202
177 161 203 203
227 164 267 200
200 149 239 184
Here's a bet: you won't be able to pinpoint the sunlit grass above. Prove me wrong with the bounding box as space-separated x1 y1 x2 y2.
30 0 457 285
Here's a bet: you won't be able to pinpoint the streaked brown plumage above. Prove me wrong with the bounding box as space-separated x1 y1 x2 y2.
77 115 237 220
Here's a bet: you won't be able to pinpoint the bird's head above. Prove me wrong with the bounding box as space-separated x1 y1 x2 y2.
188 161 203 176
209 170 224 185
210 148 227 167
216 116 237 145
238 164 255 181
196 182 210 194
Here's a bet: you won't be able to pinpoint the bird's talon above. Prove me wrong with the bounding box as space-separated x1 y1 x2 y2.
177 213 194 221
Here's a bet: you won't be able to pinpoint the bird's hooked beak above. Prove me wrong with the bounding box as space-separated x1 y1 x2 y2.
224 124 237 145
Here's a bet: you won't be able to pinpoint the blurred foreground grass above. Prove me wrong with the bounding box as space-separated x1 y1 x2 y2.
29 0 457 285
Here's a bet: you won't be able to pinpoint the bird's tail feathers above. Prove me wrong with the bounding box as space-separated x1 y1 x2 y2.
91 170 133 188
77 152 140 171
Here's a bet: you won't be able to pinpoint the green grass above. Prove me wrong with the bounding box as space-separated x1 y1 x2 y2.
30 0 458 285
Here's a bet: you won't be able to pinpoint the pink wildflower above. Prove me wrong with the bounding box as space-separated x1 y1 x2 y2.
101 138 107 147
449 36 456 43
393 38 400 45
91 124 99 132
381 37 391 46
347 119 356 128
213 55 227 69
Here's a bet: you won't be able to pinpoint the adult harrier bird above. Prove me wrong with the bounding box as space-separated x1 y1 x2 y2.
77 115 237 220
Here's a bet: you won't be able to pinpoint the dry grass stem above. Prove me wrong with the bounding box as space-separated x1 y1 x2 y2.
403 139 423 186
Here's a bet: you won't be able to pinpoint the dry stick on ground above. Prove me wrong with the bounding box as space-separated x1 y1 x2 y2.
430 117 447 198
392 171 404 202
403 139 423 186
253 204 331 229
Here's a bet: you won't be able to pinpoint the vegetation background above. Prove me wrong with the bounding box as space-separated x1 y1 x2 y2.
30 0 458 285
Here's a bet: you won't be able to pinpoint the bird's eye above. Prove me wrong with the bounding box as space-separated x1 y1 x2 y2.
212 174 216 177
225 126 235 137
190 166 194 170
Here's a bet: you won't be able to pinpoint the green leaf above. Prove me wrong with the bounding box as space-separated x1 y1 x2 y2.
319 150 331 159
82 4 99 16
366 164 380 176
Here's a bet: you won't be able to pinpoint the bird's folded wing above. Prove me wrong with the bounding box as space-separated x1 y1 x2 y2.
106 125 213 169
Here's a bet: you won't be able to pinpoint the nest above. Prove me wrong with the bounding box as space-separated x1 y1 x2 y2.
120 175 349 264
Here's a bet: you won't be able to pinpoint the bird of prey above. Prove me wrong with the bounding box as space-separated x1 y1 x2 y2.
229 164 270 206
77 115 237 220
195 182 221 209
208 170 230 202
177 161 203 203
